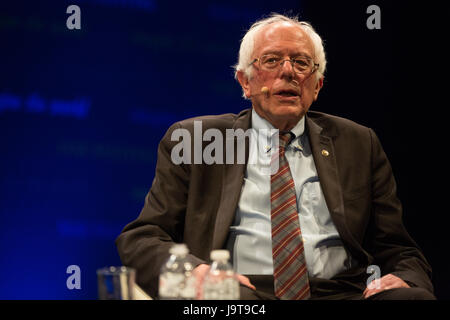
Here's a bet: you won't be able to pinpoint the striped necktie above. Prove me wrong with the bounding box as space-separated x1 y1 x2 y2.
270 131 310 300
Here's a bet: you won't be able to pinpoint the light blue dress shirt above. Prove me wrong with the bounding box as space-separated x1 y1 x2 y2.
226 109 354 279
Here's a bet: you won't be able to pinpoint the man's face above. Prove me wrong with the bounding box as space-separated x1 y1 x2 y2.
238 22 323 130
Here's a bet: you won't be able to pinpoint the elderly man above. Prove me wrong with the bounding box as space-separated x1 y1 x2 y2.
116 14 434 300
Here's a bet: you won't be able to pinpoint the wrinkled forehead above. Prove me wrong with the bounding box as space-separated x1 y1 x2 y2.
253 22 315 58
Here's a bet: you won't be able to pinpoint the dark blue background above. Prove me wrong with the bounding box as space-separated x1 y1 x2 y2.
1 0 447 299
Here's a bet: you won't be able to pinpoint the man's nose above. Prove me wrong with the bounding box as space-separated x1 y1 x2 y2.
280 59 295 77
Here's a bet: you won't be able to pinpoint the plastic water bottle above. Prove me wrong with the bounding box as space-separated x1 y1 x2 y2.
203 250 240 300
158 244 196 300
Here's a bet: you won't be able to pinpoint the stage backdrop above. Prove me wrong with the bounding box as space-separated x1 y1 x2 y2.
1 0 446 299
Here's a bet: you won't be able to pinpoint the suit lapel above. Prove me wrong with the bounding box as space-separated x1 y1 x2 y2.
212 109 252 249
306 116 363 259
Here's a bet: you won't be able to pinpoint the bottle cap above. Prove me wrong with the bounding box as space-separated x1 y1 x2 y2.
169 243 189 256
210 249 230 261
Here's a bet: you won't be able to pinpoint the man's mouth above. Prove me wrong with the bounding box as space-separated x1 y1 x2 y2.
273 89 300 98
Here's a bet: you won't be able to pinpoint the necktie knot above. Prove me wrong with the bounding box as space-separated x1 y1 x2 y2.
279 131 295 149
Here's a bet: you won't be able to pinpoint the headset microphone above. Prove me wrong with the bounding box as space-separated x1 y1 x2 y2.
261 86 269 95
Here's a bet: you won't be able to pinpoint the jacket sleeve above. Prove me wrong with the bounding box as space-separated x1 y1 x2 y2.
115 123 205 298
366 128 433 292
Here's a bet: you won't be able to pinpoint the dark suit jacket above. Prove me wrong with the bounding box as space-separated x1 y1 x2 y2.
116 108 433 299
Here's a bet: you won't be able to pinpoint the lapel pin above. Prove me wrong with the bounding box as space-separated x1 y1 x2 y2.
321 149 329 156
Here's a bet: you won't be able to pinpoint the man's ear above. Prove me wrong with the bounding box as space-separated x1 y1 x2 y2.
237 70 251 98
313 76 324 101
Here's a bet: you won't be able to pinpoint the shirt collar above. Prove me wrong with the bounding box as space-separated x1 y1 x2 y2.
251 109 305 152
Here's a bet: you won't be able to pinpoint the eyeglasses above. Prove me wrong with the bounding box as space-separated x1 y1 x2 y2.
250 54 319 75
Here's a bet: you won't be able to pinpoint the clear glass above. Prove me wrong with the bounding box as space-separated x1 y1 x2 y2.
96 266 136 300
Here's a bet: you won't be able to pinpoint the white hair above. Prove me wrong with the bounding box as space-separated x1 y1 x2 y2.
233 13 327 83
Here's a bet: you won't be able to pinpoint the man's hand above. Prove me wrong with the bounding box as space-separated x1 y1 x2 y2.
363 273 410 299
193 263 256 299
